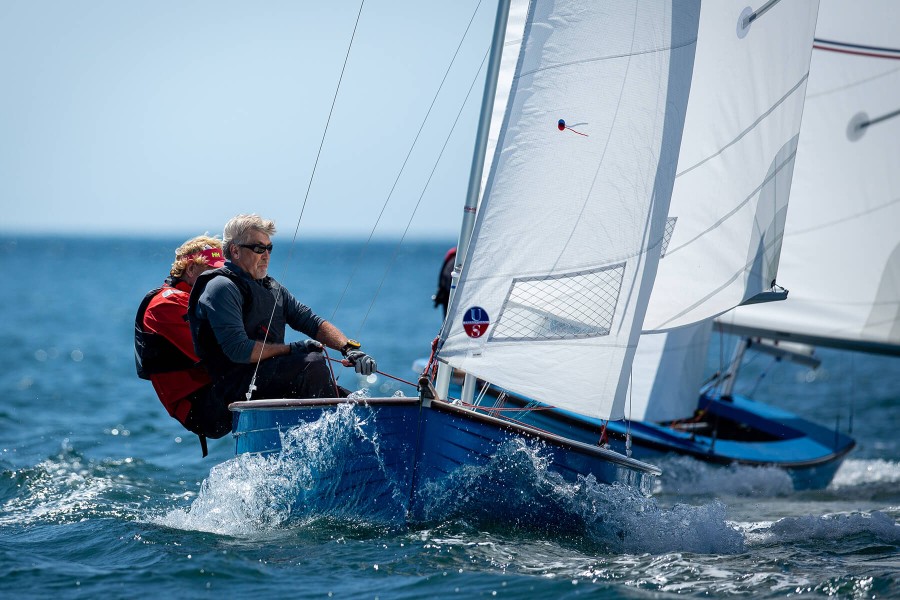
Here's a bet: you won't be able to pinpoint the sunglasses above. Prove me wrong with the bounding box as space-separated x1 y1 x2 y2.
239 243 274 254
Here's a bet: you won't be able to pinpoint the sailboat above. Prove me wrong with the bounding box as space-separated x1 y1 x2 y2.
604 0 896 490
229 0 821 521
466 0 896 491
708 0 900 485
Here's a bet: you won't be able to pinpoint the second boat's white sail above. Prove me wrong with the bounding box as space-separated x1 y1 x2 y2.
717 0 900 356
641 0 820 332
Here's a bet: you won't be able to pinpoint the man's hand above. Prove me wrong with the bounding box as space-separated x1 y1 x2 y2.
289 339 324 354
343 350 376 375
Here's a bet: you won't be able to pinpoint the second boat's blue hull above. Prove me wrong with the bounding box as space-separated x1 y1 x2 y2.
461 387 855 490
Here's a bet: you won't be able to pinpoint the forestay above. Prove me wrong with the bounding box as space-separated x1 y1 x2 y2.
641 0 820 332
439 1 701 420
717 0 900 356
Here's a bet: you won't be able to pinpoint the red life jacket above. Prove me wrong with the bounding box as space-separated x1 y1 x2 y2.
135 279 217 454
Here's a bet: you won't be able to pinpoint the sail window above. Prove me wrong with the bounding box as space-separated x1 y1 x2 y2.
660 217 677 258
490 264 625 342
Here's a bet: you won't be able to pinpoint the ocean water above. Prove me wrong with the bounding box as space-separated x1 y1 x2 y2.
1 235 898 598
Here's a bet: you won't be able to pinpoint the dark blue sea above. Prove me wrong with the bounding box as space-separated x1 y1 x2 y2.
1 235 898 598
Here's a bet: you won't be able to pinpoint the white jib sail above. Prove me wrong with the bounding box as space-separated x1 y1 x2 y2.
718 0 900 356
438 0 701 420
640 0 820 331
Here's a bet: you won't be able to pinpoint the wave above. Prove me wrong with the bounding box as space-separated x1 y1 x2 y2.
831 458 900 488
154 403 409 536
155 407 744 554
752 510 900 547
0 442 143 526
652 455 795 497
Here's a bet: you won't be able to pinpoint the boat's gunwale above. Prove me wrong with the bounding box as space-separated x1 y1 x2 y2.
427 398 662 476
229 397 420 410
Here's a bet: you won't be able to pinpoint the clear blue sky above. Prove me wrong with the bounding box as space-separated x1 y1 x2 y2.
0 1 498 241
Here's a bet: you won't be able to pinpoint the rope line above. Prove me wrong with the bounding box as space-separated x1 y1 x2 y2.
323 355 419 388
323 348 343 397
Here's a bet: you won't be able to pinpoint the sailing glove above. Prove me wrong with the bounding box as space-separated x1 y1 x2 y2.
344 350 376 376
289 339 323 354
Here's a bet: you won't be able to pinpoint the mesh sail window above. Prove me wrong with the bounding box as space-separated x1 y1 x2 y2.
490 264 625 341
660 217 678 258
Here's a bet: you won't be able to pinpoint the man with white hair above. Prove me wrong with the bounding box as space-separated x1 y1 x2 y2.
188 214 376 406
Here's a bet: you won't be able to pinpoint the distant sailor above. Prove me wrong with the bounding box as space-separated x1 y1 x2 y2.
432 247 456 318
188 214 376 407
135 235 230 456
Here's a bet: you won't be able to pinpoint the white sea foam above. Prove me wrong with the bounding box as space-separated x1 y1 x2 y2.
155 403 407 536
414 439 745 555
0 447 126 526
653 455 794 497
761 510 900 545
831 458 900 488
154 451 296 536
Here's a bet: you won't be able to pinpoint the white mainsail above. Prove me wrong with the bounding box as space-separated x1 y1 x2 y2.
641 0 820 332
717 0 900 356
439 0 702 420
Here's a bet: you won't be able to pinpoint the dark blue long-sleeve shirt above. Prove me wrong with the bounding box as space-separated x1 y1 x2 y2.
195 262 323 363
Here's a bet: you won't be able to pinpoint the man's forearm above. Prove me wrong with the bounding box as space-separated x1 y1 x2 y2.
249 340 291 362
315 321 350 352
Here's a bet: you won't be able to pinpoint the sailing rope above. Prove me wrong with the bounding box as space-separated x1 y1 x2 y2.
322 355 419 389
245 0 367 400
323 348 343 398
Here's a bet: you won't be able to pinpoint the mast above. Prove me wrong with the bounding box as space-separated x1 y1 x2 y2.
434 0 511 401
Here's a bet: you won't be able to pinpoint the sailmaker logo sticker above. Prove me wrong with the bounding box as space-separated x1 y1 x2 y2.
463 306 490 338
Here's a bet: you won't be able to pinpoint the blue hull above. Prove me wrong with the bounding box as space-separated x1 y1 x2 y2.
409 399 658 520
231 398 420 523
465 389 855 490
229 396 660 524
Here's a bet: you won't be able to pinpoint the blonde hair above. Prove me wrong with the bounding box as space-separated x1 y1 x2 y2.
170 235 223 278
222 214 277 259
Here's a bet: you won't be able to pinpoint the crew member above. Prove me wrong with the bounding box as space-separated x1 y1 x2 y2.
188 214 376 406
135 235 228 455
432 247 456 317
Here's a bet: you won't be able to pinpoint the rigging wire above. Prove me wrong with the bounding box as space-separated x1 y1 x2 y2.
328 0 486 324
353 46 490 337
244 0 366 400
286 1 367 260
